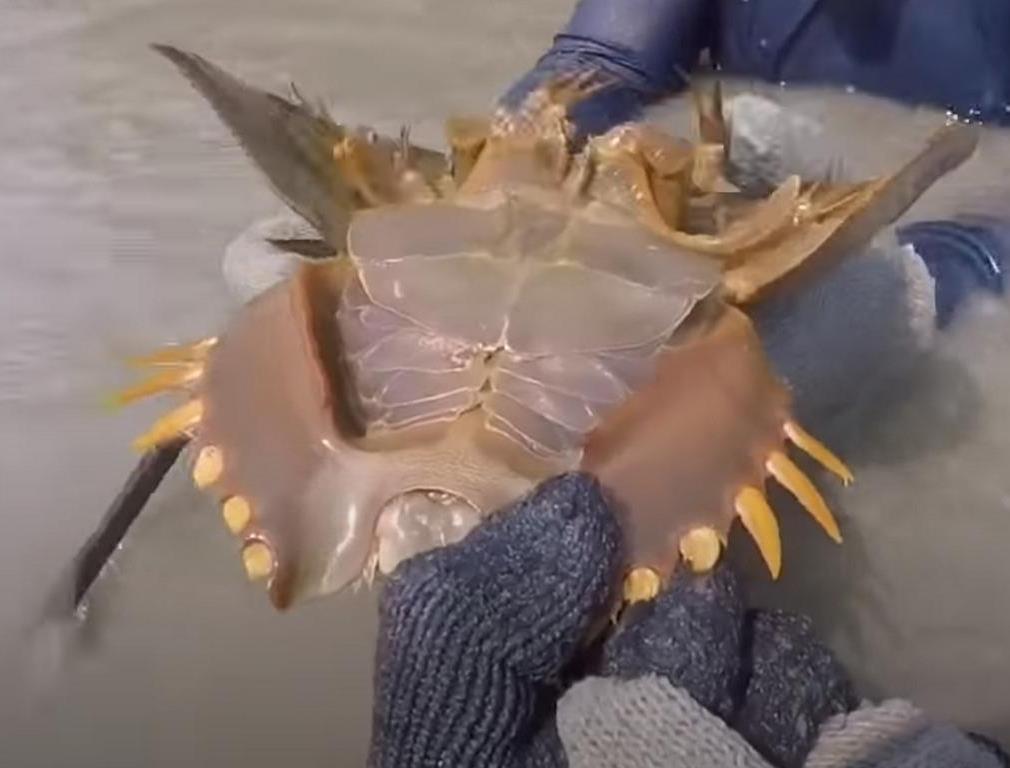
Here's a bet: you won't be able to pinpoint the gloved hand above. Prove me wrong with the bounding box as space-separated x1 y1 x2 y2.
897 216 1007 328
366 472 1007 768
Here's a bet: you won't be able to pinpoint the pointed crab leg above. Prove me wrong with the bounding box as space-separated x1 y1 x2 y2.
734 486 783 579
131 399 203 452
126 338 216 367
766 451 843 543
722 120 980 304
108 365 203 407
784 420 854 485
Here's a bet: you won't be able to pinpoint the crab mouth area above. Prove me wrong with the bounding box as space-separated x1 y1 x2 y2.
367 489 484 580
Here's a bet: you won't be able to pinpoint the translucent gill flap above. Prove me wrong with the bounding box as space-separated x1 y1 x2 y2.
373 366 486 407
347 198 510 261
337 274 475 373
490 368 609 434
505 263 693 355
498 354 632 403
484 391 584 456
564 215 720 292
356 254 518 346
375 389 479 430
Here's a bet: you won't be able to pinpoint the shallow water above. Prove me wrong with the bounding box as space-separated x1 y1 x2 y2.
1 1 1008 765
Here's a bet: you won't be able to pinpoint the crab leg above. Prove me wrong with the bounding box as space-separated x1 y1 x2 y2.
722 120 980 304
132 399 203 452
126 338 216 367
108 365 203 407
783 420 854 485
734 486 783 578
766 451 843 542
588 122 804 256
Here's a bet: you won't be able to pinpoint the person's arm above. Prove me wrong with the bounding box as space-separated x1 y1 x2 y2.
500 0 717 136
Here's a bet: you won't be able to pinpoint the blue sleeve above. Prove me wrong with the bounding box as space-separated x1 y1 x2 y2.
718 0 1010 126
500 0 716 136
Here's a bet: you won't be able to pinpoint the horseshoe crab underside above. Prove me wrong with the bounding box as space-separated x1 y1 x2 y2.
112 45 978 610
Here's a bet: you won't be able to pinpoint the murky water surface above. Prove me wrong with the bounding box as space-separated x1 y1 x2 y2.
1 1 1008 764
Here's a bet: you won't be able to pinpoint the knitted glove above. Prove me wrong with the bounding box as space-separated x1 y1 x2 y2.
578 576 857 768
366 472 621 768
366 471 1009 767
366 472 859 768
558 683 1008 768
721 93 1004 336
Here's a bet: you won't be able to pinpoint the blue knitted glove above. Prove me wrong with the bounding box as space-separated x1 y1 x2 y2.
366 473 860 768
367 473 622 768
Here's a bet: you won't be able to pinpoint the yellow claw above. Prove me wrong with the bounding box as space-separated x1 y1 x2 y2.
108 365 202 408
126 338 216 368
784 421 854 486
623 566 661 604
222 496 252 534
679 527 723 572
241 540 275 582
766 451 843 543
192 445 224 489
131 399 203 452
734 486 782 579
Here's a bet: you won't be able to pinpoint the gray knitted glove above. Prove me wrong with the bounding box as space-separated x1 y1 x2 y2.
366 471 864 768
367 472 621 768
557 682 1007 768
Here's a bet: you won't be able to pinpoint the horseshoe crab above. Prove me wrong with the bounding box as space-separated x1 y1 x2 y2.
113 45 978 611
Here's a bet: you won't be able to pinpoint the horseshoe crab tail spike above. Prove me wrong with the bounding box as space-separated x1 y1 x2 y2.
766 451 843 544
132 399 204 453
107 365 203 408
783 420 855 486
734 486 782 579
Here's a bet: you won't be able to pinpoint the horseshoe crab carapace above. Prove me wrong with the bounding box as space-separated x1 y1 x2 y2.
113 45 979 610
